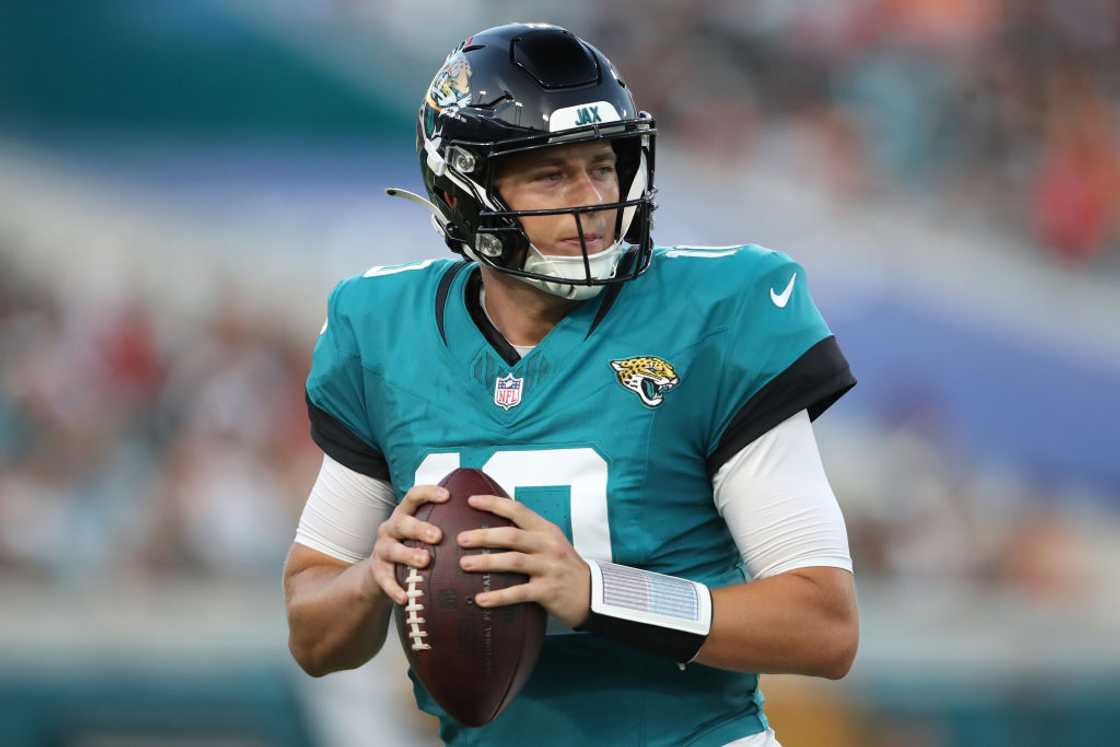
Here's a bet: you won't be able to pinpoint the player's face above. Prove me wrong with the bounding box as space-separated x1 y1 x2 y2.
494 141 620 257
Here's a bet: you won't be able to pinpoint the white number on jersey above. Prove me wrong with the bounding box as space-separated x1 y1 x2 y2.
414 448 612 561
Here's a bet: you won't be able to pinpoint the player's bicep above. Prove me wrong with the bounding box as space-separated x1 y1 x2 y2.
294 454 397 565
712 410 852 579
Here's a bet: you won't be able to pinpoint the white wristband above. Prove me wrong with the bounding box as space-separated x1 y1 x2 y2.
587 560 713 637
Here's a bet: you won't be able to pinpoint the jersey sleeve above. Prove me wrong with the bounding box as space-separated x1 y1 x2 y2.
306 279 390 481
705 253 855 476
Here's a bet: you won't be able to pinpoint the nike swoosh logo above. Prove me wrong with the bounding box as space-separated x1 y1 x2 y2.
770 272 797 308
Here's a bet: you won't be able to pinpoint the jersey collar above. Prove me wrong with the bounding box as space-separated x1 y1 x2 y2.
465 269 521 366
437 262 627 371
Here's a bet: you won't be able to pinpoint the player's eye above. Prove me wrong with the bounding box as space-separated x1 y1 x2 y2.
533 171 564 183
592 165 616 179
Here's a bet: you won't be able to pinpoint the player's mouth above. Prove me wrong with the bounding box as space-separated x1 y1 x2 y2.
559 233 604 251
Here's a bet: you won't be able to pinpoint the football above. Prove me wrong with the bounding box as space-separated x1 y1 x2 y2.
394 467 546 727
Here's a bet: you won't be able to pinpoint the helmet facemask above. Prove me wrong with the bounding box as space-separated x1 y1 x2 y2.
431 121 657 299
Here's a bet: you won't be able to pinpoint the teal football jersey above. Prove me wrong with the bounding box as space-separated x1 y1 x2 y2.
306 245 854 746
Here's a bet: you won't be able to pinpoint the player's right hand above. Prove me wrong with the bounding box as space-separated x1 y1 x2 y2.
368 484 450 605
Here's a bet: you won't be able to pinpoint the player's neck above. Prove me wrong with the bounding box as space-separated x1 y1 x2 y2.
479 266 579 347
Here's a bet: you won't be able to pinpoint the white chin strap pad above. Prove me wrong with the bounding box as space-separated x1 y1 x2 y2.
515 241 624 301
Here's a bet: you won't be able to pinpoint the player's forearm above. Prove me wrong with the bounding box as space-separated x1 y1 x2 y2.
693 567 858 678
285 559 393 677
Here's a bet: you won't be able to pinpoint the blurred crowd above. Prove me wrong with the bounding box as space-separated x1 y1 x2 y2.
2 0 1116 595
0 252 318 583
819 406 1098 604
0 245 1105 602
583 0 1120 265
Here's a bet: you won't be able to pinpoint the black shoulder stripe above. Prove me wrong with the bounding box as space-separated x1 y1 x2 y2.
436 261 469 345
306 394 390 481
706 336 856 478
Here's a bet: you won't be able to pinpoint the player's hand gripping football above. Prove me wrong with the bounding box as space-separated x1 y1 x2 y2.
457 494 591 629
368 484 449 605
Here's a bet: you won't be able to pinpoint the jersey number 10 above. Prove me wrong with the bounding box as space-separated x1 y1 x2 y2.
415 449 612 562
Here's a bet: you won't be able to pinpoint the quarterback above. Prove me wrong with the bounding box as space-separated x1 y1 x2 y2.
284 23 858 747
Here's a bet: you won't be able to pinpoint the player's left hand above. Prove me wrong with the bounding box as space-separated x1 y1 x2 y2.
457 494 590 629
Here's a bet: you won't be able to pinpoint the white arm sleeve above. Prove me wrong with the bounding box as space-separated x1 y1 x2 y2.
712 409 852 580
294 454 397 564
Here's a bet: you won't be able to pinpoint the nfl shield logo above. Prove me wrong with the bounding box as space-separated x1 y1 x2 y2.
494 373 524 411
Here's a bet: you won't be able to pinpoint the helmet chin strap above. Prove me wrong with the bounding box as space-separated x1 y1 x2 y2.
516 240 625 301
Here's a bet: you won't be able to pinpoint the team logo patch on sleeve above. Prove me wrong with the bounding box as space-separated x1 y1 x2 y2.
610 356 680 408
494 373 524 410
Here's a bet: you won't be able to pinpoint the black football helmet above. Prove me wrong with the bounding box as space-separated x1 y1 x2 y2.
391 23 657 293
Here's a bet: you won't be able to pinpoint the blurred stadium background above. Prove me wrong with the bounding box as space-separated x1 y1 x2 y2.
2 2 1119 745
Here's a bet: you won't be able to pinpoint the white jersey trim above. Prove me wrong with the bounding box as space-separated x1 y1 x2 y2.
712 409 853 579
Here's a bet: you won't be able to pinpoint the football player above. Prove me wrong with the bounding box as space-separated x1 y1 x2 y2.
284 23 858 747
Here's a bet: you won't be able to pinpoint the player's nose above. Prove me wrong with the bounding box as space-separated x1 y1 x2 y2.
568 169 606 208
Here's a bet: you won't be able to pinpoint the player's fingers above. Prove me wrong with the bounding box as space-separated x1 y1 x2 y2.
460 551 540 576
457 525 543 553
370 561 408 605
399 484 450 515
387 513 442 544
374 536 431 569
466 494 547 529
475 581 535 608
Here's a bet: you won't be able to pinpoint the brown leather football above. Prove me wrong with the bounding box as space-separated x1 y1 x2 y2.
394 467 546 727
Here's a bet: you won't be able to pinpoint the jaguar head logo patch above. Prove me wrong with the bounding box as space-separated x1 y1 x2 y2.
426 48 472 115
610 356 680 408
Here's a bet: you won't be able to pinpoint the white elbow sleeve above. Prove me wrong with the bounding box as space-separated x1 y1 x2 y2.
713 410 853 579
295 454 396 564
